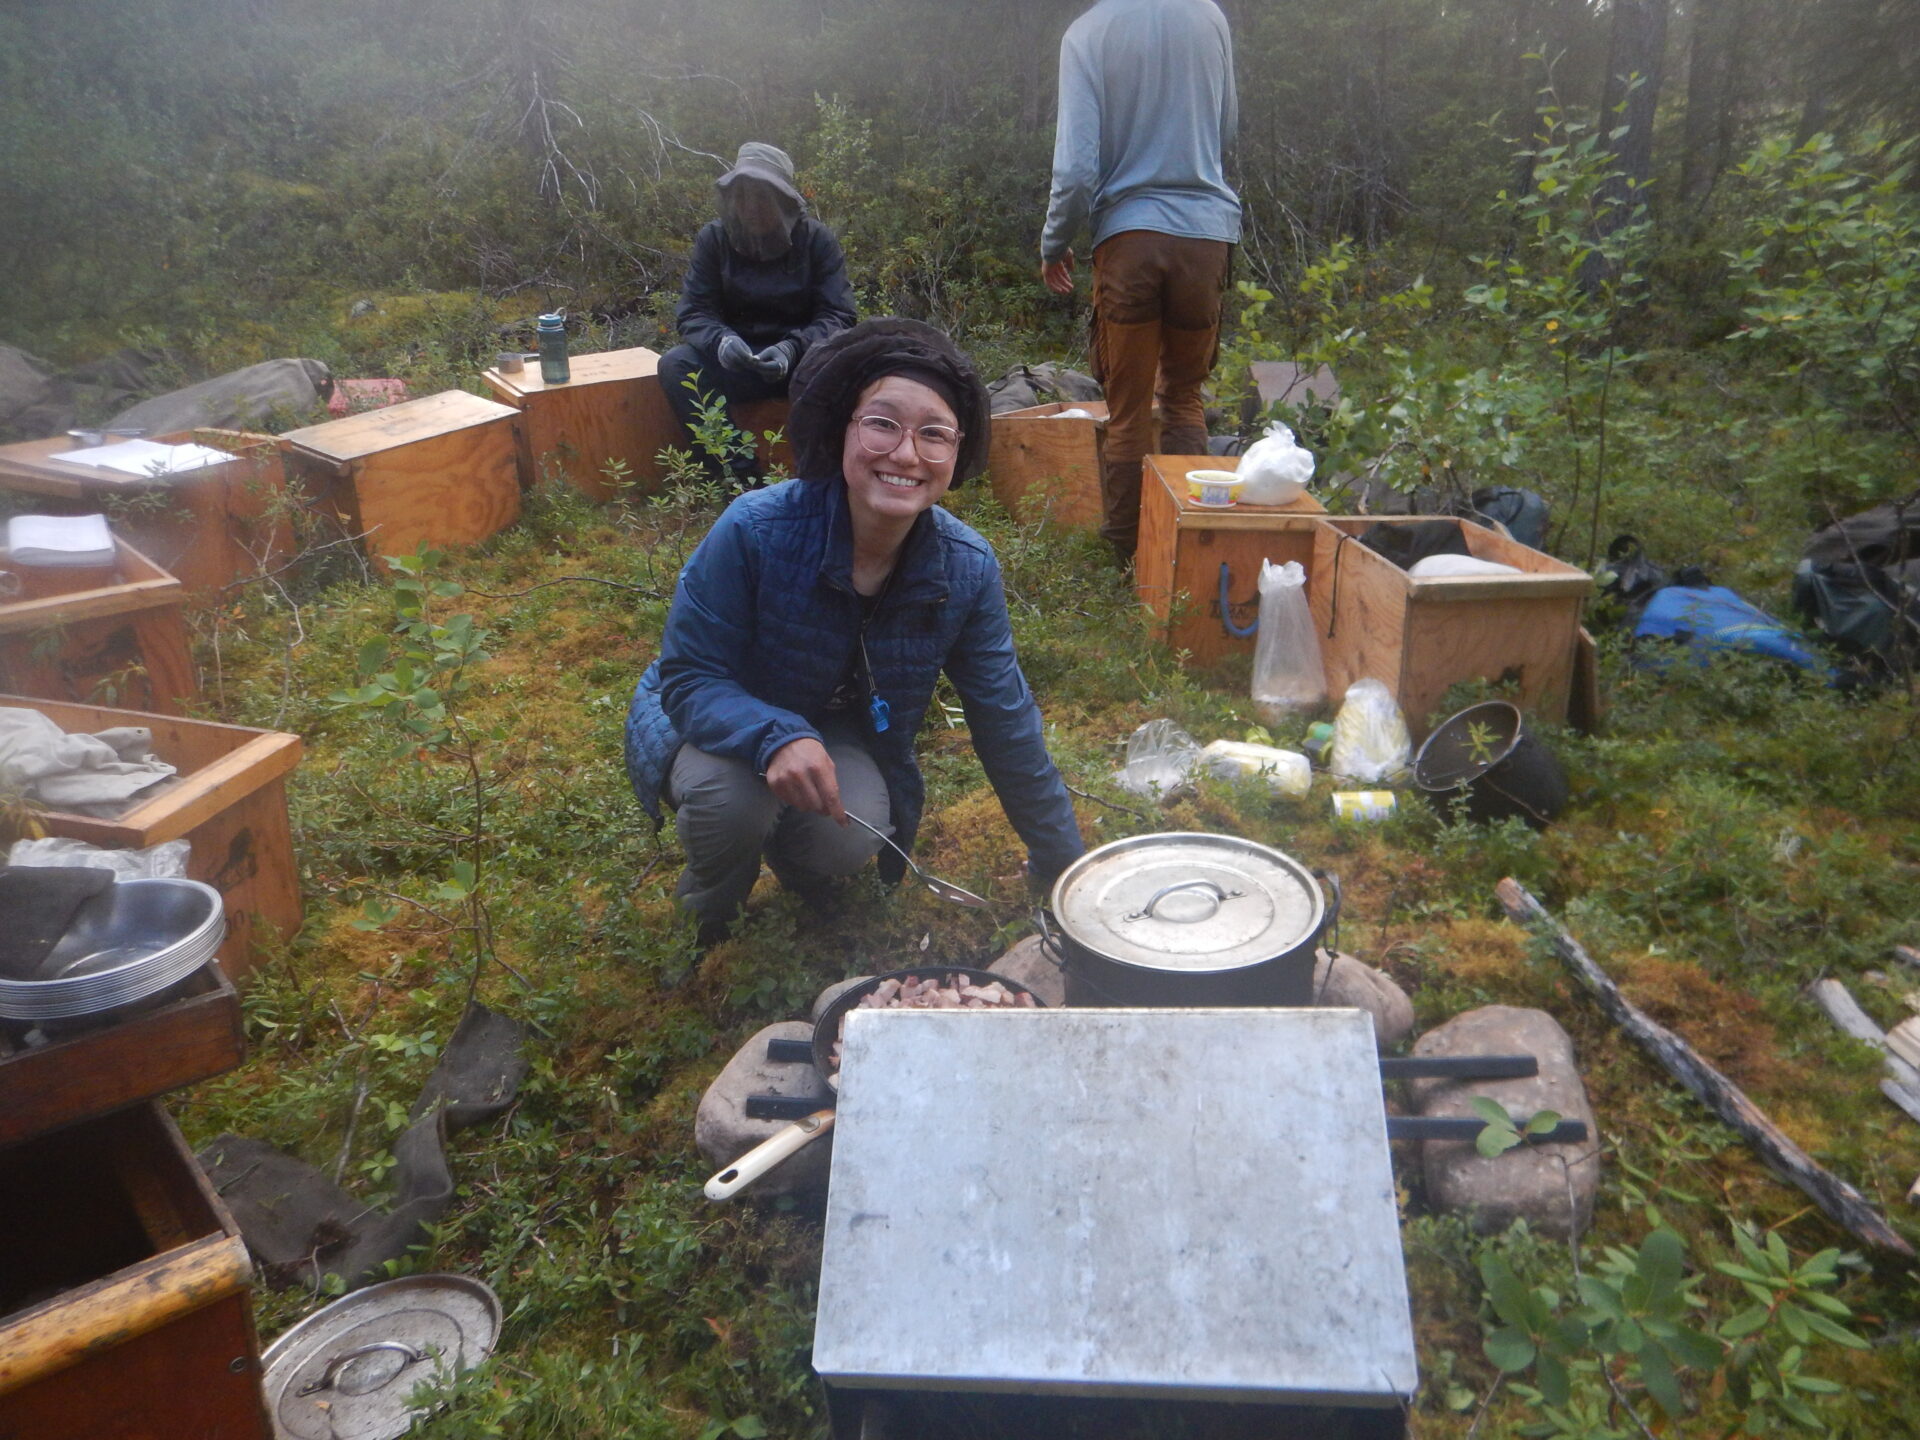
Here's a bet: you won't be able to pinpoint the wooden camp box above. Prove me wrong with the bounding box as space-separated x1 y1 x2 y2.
484 346 680 501
1 695 303 984
0 538 196 714
0 963 245 1149
282 389 522 560
0 1103 270 1440
0 429 291 595
1307 516 1593 736
1135 454 1328 666
986 399 1121 530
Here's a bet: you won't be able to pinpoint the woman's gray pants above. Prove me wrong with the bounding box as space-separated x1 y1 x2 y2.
666 727 889 931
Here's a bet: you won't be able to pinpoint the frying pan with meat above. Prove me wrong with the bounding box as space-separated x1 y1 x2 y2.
702 966 1045 1201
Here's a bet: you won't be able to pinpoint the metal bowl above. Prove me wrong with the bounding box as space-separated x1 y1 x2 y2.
0 878 225 1020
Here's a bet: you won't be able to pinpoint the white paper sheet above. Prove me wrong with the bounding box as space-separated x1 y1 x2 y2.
7 512 114 560
49 438 234 477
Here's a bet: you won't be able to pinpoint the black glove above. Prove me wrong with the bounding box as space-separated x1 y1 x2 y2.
749 339 798 382
715 333 755 374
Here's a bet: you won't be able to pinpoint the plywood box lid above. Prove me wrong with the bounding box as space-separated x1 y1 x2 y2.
484 345 664 399
283 390 519 463
1145 454 1328 522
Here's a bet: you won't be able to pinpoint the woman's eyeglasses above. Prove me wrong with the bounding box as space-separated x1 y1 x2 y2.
855 413 962 462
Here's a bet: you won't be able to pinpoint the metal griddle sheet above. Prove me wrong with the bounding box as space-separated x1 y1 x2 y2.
813 1007 1417 1406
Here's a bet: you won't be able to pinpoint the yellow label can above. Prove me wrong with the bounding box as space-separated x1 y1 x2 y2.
1331 790 1397 822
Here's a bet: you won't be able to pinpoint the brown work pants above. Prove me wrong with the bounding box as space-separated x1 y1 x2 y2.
1091 230 1232 561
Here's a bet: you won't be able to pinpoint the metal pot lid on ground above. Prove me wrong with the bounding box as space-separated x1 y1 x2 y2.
1049 832 1324 973
261 1274 502 1440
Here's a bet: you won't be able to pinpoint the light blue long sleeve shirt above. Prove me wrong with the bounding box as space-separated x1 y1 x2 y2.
1040 0 1241 262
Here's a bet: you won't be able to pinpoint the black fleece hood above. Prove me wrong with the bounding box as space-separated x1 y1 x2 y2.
788 318 992 487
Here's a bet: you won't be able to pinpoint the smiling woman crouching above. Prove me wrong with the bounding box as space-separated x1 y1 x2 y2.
623 318 1086 943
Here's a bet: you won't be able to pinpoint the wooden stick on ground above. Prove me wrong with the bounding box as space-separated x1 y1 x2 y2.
1496 878 1914 1257
1809 979 1920 1126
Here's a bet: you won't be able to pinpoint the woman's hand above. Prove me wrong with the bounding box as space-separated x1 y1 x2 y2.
766 737 845 823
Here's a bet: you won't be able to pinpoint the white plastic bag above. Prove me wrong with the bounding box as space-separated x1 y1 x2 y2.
1329 678 1411 783
1114 718 1200 799
1237 423 1316 506
1251 560 1326 722
7 835 191 879
1198 740 1312 798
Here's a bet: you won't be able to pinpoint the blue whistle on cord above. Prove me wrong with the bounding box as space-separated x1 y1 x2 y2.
869 693 890 733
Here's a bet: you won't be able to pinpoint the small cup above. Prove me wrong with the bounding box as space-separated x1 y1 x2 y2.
495 352 524 375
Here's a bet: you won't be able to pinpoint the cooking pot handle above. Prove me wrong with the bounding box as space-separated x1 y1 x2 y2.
297 1341 427 1396
1313 869 1343 952
1034 907 1068 969
704 1109 837 1202
1126 878 1240 922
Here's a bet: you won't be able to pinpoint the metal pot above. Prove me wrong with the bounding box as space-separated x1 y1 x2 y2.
1413 700 1568 829
1046 833 1335 1008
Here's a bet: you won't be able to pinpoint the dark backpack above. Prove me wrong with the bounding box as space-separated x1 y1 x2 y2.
1793 499 1920 673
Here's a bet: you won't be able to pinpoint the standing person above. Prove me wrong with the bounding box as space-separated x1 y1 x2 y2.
660 142 859 487
1040 0 1241 564
625 319 1086 945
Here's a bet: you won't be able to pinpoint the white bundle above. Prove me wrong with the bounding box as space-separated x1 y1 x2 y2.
1237 423 1316 506
1408 554 1522 579
1197 740 1312 798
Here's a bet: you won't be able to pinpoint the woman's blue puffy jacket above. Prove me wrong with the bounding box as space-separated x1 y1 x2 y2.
624 478 1085 883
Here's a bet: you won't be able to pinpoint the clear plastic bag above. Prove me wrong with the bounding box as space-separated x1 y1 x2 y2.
1251 560 1327 722
1113 718 1200 799
1329 678 1411 783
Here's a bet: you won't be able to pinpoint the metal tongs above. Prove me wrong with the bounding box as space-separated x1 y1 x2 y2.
844 810 994 910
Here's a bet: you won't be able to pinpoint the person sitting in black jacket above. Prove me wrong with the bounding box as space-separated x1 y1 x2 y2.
660 142 858 487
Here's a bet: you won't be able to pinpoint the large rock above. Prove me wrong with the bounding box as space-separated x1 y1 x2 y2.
1409 1005 1599 1239
1312 949 1414 1048
988 934 1069 1007
694 1021 835 1199
0 345 55 427
0 345 73 442
109 357 332 434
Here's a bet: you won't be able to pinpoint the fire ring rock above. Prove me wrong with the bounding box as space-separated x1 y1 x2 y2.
694 1021 835 1198
987 934 1069 1008
1409 1005 1599 1239
1312 949 1414 1048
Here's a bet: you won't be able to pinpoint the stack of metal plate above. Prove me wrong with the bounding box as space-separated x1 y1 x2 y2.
0 878 225 1021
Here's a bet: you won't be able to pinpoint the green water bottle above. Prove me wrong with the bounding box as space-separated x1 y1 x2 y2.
536 313 571 385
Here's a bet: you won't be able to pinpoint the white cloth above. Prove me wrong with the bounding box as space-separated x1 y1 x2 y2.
0 706 176 810
1408 554 1522 579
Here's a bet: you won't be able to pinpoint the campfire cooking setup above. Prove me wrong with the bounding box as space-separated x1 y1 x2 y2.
698 832 1591 1439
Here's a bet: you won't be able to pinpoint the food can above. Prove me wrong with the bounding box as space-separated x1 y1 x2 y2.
1331 790 1396 822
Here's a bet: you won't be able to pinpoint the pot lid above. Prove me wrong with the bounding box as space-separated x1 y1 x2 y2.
261 1274 502 1440
1049 833 1323 974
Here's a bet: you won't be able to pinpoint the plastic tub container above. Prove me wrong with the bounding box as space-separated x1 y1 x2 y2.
1183 468 1245 508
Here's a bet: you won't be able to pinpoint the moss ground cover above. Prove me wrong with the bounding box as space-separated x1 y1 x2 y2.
163 459 1920 1438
